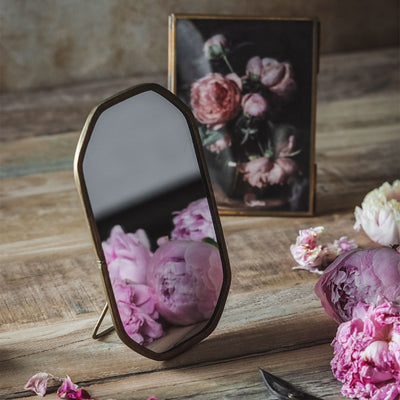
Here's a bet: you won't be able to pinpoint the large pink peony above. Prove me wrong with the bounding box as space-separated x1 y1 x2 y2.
331 302 400 399
102 225 152 285
315 248 400 323
190 73 242 129
171 197 216 242
113 281 163 345
147 240 223 326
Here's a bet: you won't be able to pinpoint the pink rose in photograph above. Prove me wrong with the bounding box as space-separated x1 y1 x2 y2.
113 281 163 345
206 132 232 154
269 63 297 99
315 247 400 323
267 157 298 186
147 240 223 326
246 57 296 99
354 180 400 247
102 225 152 285
241 93 268 117
203 34 228 60
238 157 273 189
190 72 242 129
171 197 216 242
331 301 400 399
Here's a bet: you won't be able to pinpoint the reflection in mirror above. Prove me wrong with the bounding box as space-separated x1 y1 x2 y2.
76 85 230 359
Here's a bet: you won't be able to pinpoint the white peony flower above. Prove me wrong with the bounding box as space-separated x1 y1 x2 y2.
354 180 400 246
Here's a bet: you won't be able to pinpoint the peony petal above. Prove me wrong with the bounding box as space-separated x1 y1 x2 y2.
24 372 61 396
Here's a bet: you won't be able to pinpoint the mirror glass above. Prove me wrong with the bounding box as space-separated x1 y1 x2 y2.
77 85 230 358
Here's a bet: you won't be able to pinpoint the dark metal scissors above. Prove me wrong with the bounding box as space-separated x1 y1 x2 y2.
259 368 323 400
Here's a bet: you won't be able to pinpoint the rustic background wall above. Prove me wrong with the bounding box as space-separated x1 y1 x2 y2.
1 0 399 92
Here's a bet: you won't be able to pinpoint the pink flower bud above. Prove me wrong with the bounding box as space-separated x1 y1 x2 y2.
203 34 228 60
241 93 268 117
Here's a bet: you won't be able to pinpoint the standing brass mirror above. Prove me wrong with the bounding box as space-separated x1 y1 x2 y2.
74 83 231 360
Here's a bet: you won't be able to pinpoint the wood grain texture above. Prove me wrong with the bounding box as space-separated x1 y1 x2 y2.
0 48 399 399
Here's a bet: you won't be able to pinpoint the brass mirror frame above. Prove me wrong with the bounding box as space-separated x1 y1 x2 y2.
73 83 231 360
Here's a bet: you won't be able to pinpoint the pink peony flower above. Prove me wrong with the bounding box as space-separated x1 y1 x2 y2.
190 73 242 129
147 240 223 326
171 198 216 242
246 57 296 99
331 302 400 399
354 180 400 247
203 34 228 60
241 93 268 117
237 157 273 189
315 247 400 323
291 227 357 274
113 281 163 345
102 225 152 285
24 372 61 396
206 132 232 154
267 157 298 186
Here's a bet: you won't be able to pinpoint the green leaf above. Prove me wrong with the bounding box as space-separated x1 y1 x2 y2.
202 237 219 248
202 130 225 147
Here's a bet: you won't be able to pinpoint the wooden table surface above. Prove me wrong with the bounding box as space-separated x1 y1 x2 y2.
1 47 399 400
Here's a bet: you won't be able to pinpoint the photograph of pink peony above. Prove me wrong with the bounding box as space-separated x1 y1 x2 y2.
170 16 319 215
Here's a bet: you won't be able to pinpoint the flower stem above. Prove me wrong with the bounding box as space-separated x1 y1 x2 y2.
222 53 234 74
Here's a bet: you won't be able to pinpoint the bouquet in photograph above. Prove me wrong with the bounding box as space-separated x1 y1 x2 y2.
188 34 309 210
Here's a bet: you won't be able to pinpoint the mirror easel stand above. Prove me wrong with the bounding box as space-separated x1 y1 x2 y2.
92 303 115 339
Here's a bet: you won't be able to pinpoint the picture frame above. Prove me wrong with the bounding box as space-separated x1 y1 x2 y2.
168 15 319 216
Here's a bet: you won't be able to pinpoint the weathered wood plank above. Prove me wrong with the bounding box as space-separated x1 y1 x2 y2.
0 48 398 142
7 344 344 400
0 284 339 397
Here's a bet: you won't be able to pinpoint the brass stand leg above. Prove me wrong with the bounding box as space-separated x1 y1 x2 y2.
92 303 115 339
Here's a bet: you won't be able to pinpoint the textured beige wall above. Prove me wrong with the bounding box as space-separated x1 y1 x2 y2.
1 0 399 92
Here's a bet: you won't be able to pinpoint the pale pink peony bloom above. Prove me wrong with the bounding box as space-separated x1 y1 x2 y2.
206 133 232 154
203 34 228 60
354 180 400 247
113 281 163 345
331 302 400 400
241 93 268 117
237 157 273 189
102 225 152 285
147 240 223 326
24 372 61 396
246 57 296 99
190 73 242 129
267 157 298 186
291 227 357 274
315 247 400 323
171 198 216 242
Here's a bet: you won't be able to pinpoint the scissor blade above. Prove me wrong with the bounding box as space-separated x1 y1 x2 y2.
258 368 323 400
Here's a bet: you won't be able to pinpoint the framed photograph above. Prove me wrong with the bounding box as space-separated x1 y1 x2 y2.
168 15 319 216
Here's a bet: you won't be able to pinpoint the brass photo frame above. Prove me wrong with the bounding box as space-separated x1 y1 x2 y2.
74 83 231 360
169 15 319 216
